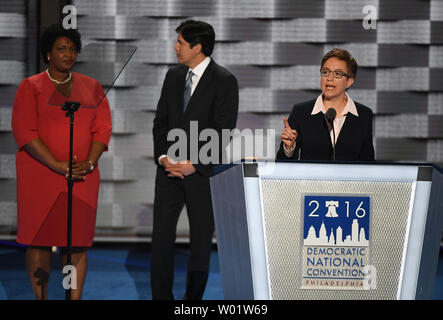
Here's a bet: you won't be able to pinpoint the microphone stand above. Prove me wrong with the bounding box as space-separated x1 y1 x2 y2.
62 101 80 300
326 119 336 160
325 108 337 161
331 125 336 161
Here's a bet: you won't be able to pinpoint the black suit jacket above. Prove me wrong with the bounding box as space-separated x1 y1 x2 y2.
276 99 375 161
153 59 239 176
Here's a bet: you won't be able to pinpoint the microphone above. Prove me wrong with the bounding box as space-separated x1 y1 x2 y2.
325 108 337 160
325 107 336 126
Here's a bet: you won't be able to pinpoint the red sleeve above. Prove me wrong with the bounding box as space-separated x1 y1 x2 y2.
91 81 112 151
11 79 39 150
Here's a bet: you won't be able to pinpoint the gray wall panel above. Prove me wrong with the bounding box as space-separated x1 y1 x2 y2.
0 201 16 229
0 154 15 179
348 68 375 89
274 43 323 65
239 89 318 113
217 0 274 18
75 0 117 16
428 140 443 161
110 86 162 111
78 16 165 40
99 157 154 181
204 18 271 41
325 0 378 20
431 0 443 21
272 19 326 43
0 133 16 154
111 110 152 134
0 0 26 14
74 62 168 87
167 0 216 17
428 115 443 138
376 68 429 91
377 92 429 114
429 68 443 91
0 13 25 38
117 0 164 16
378 44 429 67
375 114 429 138
0 38 26 61
0 108 11 131
226 65 270 88
238 88 273 112
431 22 443 44
0 61 25 85
378 21 430 44
429 94 443 115
430 46 443 67
379 0 430 19
212 42 273 65
108 133 154 158
132 40 176 64
326 20 377 43
347 89 377 111
375 137 427 161
0 180 16 201
270 66 320 90
273 90 317 110
274 0 325 18
0 85 18 108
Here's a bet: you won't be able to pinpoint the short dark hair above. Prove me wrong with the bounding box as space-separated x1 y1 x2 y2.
40 24 82 64
175 20 215 57
321 48 358 79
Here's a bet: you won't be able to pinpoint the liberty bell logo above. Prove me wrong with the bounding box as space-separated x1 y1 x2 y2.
325 201 339 218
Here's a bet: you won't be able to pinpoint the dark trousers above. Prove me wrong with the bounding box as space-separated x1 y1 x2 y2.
151 168 215 300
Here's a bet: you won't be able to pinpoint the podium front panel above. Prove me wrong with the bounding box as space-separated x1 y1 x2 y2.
259 178 413 299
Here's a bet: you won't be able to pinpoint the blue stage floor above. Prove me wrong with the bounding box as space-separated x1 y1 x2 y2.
0 242 442 300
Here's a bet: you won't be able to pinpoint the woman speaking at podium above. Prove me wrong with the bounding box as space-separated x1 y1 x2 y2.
11 24 112 299
276 49 374 161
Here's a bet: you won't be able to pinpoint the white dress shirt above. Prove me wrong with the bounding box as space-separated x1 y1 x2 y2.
186 56 211 95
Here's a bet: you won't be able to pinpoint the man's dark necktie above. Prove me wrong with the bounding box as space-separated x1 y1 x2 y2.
183 70 194 111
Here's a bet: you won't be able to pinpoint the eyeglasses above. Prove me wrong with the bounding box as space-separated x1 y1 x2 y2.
320 69 351 79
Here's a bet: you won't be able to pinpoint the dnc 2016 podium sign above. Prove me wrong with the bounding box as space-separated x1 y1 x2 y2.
210 162 443 300
302 195 371 290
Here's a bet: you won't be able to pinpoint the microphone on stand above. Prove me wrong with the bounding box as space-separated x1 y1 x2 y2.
325 108 337 160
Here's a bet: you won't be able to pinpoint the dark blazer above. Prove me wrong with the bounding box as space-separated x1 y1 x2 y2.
153 59 239 176
276 99 375 161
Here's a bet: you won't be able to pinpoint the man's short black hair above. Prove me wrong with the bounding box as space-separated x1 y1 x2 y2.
40 24 82 64
175 20 215 57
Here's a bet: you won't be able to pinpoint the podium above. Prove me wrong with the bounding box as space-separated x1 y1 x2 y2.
210 162 443 300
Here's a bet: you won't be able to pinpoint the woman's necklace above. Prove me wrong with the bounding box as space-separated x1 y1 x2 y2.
46 69 72 85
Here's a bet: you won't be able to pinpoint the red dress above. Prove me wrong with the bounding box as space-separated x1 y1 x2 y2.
11 71 112 247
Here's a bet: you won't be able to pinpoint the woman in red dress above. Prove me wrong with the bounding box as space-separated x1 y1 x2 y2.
11 24 112 299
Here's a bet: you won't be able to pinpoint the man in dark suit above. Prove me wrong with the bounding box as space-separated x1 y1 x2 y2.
151 20 239 300
276 48 375 161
